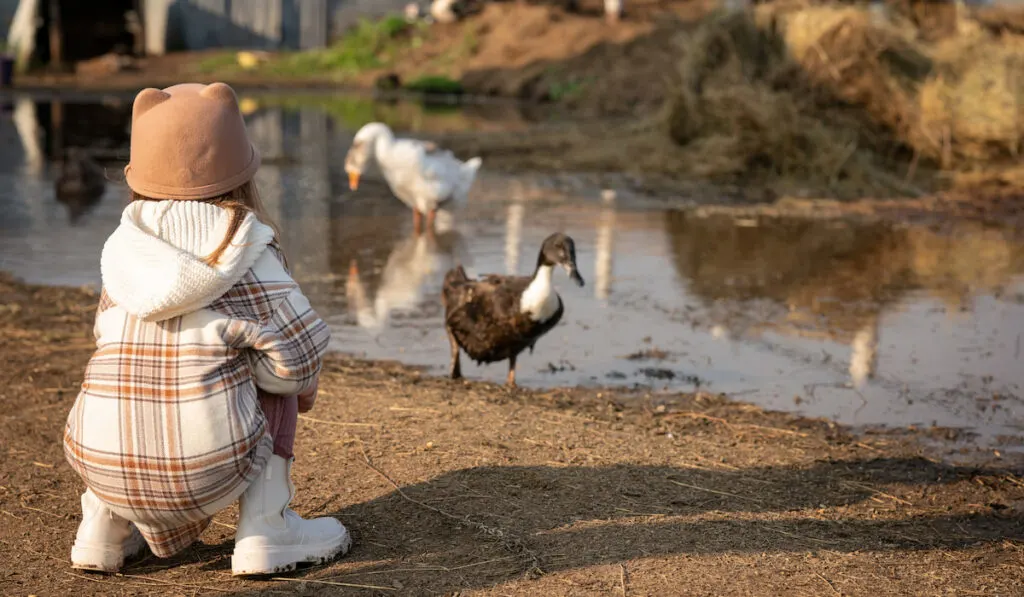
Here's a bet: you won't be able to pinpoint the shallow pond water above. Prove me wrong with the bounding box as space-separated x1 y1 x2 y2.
1 92 1022 458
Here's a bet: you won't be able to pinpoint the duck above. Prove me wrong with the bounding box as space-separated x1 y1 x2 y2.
344 122 482 234
442 232 585 386
346 225 470 330
55 148 106 224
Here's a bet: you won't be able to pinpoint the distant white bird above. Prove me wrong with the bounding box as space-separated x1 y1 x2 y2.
405 2 422 22
431 0 458 23
345 122 482 234
605 0 624 22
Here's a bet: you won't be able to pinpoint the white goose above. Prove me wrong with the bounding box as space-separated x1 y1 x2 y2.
345 122 482 234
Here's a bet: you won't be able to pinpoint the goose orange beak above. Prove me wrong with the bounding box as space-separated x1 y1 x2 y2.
348 171 360 191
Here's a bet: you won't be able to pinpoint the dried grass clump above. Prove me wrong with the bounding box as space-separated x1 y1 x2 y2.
666 3 1024 194
761 4 931 153
664 9 916 197
973 4 1024 36
918 33 1024 166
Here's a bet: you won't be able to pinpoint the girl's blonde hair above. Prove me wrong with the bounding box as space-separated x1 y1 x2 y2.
130 180 283 267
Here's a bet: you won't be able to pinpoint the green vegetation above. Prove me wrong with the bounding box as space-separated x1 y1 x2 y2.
276 15 415 75
271 15 425 77
404 75 464 95
547 77 590 101
256 95 378 129
195 52 241 74
255 94 465 131
195 14 427 79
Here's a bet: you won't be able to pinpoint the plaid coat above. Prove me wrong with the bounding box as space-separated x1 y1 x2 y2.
63 200 330 557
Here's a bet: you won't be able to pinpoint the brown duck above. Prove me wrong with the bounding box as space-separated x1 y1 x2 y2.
55 148 106 224
442 232 585 386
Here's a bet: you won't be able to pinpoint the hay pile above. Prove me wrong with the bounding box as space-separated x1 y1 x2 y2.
772 2 1023 171
664 8 921 197
919 32 1024 167
764 5 931 147
665 2 1024 194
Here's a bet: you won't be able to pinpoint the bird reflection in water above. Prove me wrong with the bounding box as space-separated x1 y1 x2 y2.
346 224 471 331
55 148 106 225
849 316 880 388
595 189 617 300
13 98 44 177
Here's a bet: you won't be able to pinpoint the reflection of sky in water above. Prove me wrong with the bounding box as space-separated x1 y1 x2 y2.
0 96 1022 456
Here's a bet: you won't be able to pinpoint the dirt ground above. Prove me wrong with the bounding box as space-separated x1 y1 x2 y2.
2 270 1023 597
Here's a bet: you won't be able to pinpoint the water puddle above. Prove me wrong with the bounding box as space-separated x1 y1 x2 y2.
1 93 1021 459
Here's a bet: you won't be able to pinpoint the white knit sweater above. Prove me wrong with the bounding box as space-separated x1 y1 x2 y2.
101 200 276 322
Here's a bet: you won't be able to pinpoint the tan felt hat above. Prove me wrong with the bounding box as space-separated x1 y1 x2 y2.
124 82 261 200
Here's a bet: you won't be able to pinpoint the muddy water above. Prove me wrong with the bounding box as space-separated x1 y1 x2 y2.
1 94 1022 458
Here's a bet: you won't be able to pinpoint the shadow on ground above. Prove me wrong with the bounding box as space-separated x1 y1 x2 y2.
160 457 1023 595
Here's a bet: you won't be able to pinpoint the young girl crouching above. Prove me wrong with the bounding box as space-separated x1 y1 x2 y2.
62 82 350 576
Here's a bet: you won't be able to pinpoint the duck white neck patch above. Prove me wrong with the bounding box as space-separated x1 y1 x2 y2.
520 265 560 322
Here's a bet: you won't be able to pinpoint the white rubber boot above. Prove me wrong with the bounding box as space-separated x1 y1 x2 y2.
70 489 148 573
231 455 351 576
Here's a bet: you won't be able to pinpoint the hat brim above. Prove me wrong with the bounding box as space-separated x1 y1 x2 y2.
125 144 262 200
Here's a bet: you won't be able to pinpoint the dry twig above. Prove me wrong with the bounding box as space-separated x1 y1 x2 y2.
664 412 808 437
271 577 396 590
359 444 543 576
65 572 122 586
814 570 842 595
19 502 62 518
298 414 378 428
115 573 237 593
335 555 526 577
667 479 764 504
843 481 913 506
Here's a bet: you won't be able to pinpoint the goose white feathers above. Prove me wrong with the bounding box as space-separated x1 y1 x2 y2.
345 122 482 233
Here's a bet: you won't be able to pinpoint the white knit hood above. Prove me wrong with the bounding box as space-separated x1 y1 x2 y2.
101 200 275 322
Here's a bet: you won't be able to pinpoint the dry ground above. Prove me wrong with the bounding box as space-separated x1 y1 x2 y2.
1 273 1023 596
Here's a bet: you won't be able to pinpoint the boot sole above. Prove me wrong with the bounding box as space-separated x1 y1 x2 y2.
231 528 352 576
70 535 148 574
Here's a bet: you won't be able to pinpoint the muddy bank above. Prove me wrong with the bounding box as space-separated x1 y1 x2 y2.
2 273 1023 596
12 1 1024 203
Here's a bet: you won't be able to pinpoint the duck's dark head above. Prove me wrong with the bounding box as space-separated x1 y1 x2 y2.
537 233 585 287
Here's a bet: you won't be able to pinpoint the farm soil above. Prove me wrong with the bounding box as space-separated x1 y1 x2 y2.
2 274 1022 596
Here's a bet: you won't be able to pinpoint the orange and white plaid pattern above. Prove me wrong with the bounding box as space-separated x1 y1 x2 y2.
64 247 329 557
